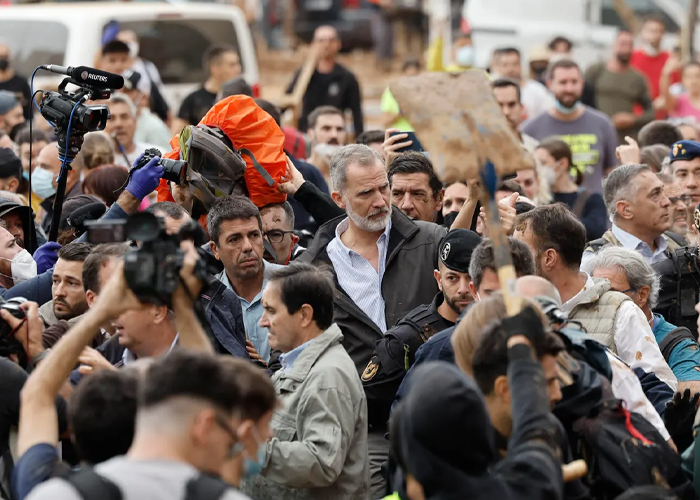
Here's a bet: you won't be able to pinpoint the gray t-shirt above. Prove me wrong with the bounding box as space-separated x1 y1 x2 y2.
521 107 618 195
25 458 251 500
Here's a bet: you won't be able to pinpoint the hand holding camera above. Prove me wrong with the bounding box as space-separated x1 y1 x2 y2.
0 301 44 363
125 153 165 201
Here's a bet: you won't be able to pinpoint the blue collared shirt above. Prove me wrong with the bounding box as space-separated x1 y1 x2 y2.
216 260 283 362
279 338 316 373
326 217 392 332
610 224 668 264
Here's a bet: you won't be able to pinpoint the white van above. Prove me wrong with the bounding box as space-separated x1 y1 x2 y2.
0 2 258 109
463 0 689 69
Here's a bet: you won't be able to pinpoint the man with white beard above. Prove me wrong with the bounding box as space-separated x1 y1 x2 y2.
298 144 449 498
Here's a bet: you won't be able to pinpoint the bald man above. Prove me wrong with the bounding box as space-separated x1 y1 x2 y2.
286 25 363 134
515 275 562 305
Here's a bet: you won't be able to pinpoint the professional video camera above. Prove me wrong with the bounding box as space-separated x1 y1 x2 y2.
84 212 213 306
38 65 123 162
0 297 29 361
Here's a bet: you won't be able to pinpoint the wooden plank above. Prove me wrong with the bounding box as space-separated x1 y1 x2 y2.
389 70 534 182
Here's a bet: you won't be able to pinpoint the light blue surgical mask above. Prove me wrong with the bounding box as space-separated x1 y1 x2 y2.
242 441 267 478
31 167 56 199
456 46 475 68
554 99 580 115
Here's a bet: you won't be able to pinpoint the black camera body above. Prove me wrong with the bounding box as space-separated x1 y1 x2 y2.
137 148 186 185
39 77 112 161
86 212 210 306
0 297 28 359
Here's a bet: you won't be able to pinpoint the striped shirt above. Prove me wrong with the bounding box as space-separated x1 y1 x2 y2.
327 217 392 332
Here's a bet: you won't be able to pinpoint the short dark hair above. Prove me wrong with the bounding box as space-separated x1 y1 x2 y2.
254 99 281 126
548 36 573 52
146 201 188 220
356 130 385 146
497 179 524 196
472 319 564 395
57 242 93 263
546 58 581 81
140 350 242 412
69 369 138 464
515 203 586 269
468 238 535 290
495 47 521 59
222 358 277 421
82 243 129 294
102 40 130 56
308 105 344 130
267 263 335 331
15 127 48 147
388 152 443 199
514 200 535 215
204 44 238 71
220 77 253 99
261 201 295 229
207 196 262 245
491 78 521 103
640 144 670 173
637 120 683 148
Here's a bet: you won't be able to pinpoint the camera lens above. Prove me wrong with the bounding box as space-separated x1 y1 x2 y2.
125 212 162 242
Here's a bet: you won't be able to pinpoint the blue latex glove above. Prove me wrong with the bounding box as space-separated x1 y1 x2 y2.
33 241 62 274
125 155 164 201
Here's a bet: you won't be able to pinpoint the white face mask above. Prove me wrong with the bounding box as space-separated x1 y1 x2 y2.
127 41 140 58
540 163 557 186
0 249 37 285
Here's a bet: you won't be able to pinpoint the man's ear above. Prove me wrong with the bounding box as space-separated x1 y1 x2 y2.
616 200 632 220
299 303 315 328
469 281 478 300
331 191 346 209
86 289 96 308
435 188 445 212
494 375 510 403
8 178 18 193
153 305 169 324
433 269 443 291
209 240 220 261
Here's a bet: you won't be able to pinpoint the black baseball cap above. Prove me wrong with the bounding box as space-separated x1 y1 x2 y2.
438 229 482 274
0 148 21 180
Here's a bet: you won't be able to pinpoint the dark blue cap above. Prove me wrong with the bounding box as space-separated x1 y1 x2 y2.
670 140 700 163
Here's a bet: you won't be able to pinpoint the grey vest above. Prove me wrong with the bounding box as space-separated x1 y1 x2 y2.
568 278 631 354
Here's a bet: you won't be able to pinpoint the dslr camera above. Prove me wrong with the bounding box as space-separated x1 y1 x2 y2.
85 212 210 306
0 297 28 360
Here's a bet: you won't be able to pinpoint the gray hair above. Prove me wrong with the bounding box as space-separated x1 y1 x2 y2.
329 144 384 193
581 246 660 308
108 93 136 118
603 163 651 218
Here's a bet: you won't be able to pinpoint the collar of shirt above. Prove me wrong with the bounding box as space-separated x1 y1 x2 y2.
279 338 316 373
122 332 179 365
332 216 393 257
218 260 274 306
561 273 594 314
611 224 667 263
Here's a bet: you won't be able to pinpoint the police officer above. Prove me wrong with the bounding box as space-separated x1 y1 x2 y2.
361 229 482 431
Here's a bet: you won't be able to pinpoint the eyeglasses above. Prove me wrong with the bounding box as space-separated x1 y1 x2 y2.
669 195 693 206
264 230 294 243
616 287 633 294
215 413 243 458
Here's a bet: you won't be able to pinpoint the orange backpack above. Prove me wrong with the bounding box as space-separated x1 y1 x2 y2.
158 95 287 208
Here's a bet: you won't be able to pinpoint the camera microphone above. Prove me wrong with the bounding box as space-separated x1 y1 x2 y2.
41 65 124 90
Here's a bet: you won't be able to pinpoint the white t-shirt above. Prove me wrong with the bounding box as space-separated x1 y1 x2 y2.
26 458 251 500
115 141 161 169
521 79 555 121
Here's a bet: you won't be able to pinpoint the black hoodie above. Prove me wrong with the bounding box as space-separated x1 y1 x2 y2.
391 358 562 500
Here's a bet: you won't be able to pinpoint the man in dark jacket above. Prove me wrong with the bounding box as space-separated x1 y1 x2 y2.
297 144 447 498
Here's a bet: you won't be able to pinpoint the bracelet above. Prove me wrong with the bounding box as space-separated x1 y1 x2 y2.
31 348 51 365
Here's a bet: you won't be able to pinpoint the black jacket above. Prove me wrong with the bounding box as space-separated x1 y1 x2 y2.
201 280 247 358
298 209 446 376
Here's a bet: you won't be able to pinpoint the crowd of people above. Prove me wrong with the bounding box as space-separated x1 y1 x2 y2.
2 8 700 500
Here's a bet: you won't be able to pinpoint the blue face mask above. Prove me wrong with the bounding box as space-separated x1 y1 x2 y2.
456 46 475 68
554 99 579 115
242 442 267 478
31 167 56 199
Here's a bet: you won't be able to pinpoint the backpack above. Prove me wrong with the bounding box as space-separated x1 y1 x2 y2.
652 246 700 336
160 95 288 208
571 399 684 500
63 468 229 500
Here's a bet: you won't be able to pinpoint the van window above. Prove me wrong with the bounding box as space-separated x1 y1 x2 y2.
600 0 679 32
118 19 241 85
0 21 68 78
